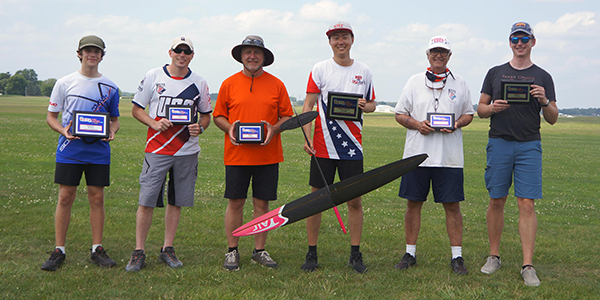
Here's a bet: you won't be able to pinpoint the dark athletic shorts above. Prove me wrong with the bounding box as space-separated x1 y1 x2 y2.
399 167 464 203
225 164 279 201
309 157 363 188
54 163 110 186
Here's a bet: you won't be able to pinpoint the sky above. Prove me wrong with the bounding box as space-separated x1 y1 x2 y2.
1 0 599 108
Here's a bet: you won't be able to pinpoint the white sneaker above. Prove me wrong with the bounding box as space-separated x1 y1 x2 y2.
480 255 501 274
521 265 541 287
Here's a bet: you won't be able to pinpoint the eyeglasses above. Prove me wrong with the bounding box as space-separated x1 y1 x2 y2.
172 48 193 55
510 36 531 44
242 38 264 48
427 49 450 57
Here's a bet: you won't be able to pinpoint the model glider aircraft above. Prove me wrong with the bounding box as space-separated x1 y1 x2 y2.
232 153 428 237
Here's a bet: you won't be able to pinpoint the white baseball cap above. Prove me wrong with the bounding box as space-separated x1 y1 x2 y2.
426 35 451 53
326 21 353 37
171 36 194 52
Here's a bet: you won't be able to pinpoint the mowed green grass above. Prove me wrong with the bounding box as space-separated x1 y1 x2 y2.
0 95 598 299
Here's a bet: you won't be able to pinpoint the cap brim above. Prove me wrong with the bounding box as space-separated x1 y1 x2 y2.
231 45 274 66
79 43 104 50
510 29 532 36
326 28 353 37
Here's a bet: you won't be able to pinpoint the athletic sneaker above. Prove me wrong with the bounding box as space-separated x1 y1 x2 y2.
521 265 541 287
395 253 417 270
41 248 66 271
348 251 368 273
125 249 146 272
480 255 501 274
450 257 468 275
251 250 278 269
301 251 319 272
223 250 240 271
90 246 117 267
159 246 183 269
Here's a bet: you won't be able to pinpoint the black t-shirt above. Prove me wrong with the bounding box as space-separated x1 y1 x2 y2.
481 62 556 141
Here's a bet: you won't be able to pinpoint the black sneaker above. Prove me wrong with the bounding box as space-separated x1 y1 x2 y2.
41 248 65 271
90 246 117 268
159 246 183 269
451 257 468 275
347 251 368 273
301 251 319 272
395 253 416 270
125 249 146 272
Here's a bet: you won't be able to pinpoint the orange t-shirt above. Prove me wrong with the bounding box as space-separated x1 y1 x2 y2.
213 71 293 166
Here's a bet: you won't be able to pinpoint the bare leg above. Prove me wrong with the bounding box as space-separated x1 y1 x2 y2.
405 200 424 245
55 185 78 247
347 196 363 246
252 198 270 250
305 186 321 246
443 202 463 247
486 196 507 256
225 198 246 248
87 186 105 245
135 205 154 250
163 204 181 248
517 197 537 266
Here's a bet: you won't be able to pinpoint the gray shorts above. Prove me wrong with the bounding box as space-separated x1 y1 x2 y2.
138 152 198 208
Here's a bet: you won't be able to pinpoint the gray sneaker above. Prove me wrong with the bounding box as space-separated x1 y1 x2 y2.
223 250 240 271
159 246 183 269
251 250 278 269
521 265 541 287
480 255 501 274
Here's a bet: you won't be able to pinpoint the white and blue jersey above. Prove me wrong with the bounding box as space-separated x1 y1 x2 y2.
48 72 120 165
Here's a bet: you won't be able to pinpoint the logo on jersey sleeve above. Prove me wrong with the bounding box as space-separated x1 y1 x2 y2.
137 78 145 92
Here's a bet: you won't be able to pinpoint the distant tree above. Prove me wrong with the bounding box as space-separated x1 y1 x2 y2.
0 72 10 94
15 69 38 83
4 74 27 95
26 81 42 96
40 78 57 96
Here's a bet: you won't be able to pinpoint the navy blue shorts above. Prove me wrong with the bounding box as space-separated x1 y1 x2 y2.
399 167 464 203
225 164 279 201
309 157 363 188
54 163 110 186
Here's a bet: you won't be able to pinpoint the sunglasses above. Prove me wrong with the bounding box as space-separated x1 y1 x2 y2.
427 48 450 57
242 38 264 48
172 48 193 55
510 36 531 44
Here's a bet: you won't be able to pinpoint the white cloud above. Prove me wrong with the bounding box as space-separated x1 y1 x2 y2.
298 0 352 21
535 11 598 36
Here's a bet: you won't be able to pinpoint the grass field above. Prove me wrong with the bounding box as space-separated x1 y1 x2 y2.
0 95 599 299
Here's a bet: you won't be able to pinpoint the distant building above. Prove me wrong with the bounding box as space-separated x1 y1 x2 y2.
375 105 395 113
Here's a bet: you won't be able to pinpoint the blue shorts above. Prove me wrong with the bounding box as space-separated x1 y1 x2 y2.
225 164 279 201
485 138 542 199
398 167 464 203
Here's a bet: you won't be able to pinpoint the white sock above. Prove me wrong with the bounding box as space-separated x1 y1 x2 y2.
56 246 65 254
406 244 416 257
451 246 462 259
92 244 102 253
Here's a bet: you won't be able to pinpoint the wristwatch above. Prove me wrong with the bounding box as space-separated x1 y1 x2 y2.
200 125 204 133
541 99 550 107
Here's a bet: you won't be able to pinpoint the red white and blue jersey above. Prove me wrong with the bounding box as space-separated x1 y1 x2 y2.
133 65 212 156
48 72 120 165
306 58 375 160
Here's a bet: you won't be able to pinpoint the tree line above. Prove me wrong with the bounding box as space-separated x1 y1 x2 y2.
0 69 56 97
